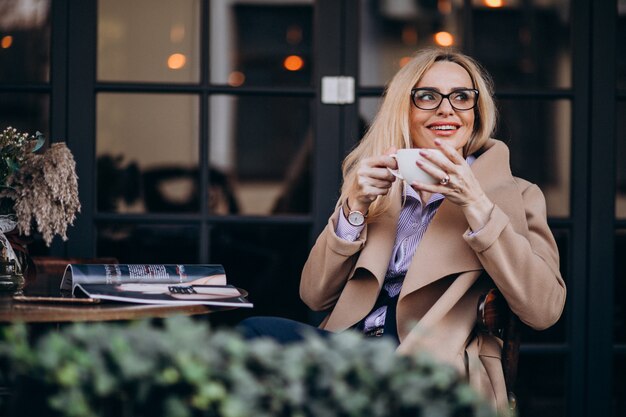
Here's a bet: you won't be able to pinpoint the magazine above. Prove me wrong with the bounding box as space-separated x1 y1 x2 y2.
59 264 253 308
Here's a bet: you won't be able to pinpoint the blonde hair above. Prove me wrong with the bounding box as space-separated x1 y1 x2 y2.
340 48 497 219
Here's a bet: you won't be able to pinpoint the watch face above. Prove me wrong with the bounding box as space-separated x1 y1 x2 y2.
348 211 365 226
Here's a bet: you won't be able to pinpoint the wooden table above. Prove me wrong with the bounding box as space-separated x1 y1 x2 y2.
0 296 219 323
0 257 223 323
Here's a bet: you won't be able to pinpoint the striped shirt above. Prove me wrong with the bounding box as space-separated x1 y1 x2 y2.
335 155 476 332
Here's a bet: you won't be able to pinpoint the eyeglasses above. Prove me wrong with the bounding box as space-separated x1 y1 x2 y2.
410 88 479 111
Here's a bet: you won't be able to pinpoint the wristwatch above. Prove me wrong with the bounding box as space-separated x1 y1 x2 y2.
344 200 366 227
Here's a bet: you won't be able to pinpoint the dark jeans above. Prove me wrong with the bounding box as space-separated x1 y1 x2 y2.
237 316 333 344
238 281 401 345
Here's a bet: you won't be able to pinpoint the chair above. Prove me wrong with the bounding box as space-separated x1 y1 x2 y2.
476 288 521 412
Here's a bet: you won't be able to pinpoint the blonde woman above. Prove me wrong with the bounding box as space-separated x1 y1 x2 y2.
240 49 566 414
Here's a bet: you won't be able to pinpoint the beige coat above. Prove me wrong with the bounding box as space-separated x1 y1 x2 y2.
300 139 566 414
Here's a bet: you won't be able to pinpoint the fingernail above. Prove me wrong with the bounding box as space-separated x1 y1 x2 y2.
434 139 442 145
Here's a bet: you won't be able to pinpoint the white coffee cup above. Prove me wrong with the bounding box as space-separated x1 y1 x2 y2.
387 148 443 185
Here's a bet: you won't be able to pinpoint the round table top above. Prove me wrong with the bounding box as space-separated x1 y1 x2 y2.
0 295 220 323
0 259 226 323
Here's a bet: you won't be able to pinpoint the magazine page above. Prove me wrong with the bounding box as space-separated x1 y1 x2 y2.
60 264 227 292
73 283 253 308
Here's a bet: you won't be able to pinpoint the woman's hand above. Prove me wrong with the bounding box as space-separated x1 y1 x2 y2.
347 147 398 214
411 139 494 231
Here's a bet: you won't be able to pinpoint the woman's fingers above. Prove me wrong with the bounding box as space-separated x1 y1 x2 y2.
434 138 466 164
351 154 399 205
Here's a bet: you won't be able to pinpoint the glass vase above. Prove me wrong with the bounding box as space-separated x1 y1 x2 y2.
0 258 24 293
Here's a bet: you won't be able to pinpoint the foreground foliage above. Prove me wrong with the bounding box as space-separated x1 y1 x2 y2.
0 316 495 417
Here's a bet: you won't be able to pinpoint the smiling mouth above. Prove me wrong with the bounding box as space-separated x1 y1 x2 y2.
428 124 459 132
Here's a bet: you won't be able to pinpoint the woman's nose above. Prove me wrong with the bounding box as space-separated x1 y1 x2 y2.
436 97 455 115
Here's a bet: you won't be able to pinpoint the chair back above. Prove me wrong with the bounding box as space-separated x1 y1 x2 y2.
477 288 521 411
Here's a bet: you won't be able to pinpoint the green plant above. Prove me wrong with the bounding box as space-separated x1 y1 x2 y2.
0 317 496 417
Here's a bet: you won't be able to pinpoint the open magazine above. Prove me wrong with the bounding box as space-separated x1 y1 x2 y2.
59 264 253 308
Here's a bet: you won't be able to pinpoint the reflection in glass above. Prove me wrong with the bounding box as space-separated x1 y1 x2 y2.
360 0 465 85
210 1 313 87
209 95 312 215
615 230 626 344
516 354 565 417
471 1 571 89
96 93 199 213
97 224 199 264
98 0 200 82
615 354 626 417
0 0 51 83
617 102 626 218
0 93 49 137
615 8 626 90
359 0 571 89
497 99 571 218
359 97 383 134
208 223 311 327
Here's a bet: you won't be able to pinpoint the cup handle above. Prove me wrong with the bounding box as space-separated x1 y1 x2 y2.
387 154 403 180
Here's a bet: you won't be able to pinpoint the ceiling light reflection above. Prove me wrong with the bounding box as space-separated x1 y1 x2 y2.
170 24 185 43
283 55 304 71
167 53 186 70
401 26 418 45
434 31 454 47
484 0 504 7
399 56 412 68
438 0 452 14
228 71 245 87
1 36 13 49
286 25 302 45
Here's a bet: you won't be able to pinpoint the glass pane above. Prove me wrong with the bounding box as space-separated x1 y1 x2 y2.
0 93 49 137
618 2 626 90
615 353 626 417
210 1 313 87
98 0 200 83
359 0 571 89
207 223 311 327
471 0 571 90
516 354 565 417
522 229 568 344
617 101 626 219
497 99 571 218
359 97 383 132
209 95 312 215
0 0 51 83
360 0 465 86
96 93 199 213
97 224 199 263
616 230 626 344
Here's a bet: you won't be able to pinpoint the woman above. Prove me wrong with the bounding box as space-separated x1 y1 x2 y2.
241 48 566 413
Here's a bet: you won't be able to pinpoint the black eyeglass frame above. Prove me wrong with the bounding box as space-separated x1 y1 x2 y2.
410 88 479 111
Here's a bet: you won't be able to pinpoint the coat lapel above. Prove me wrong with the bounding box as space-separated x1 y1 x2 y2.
323 185 402 330
400 139 528 297
352 184 403 287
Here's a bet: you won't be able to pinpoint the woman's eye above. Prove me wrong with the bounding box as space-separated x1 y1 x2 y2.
452 92 469 102
418 92 436 101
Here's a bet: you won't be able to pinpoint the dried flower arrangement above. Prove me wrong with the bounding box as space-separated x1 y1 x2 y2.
0 126 81 248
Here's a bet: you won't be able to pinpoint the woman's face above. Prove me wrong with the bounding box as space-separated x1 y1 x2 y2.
409 61 476 153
